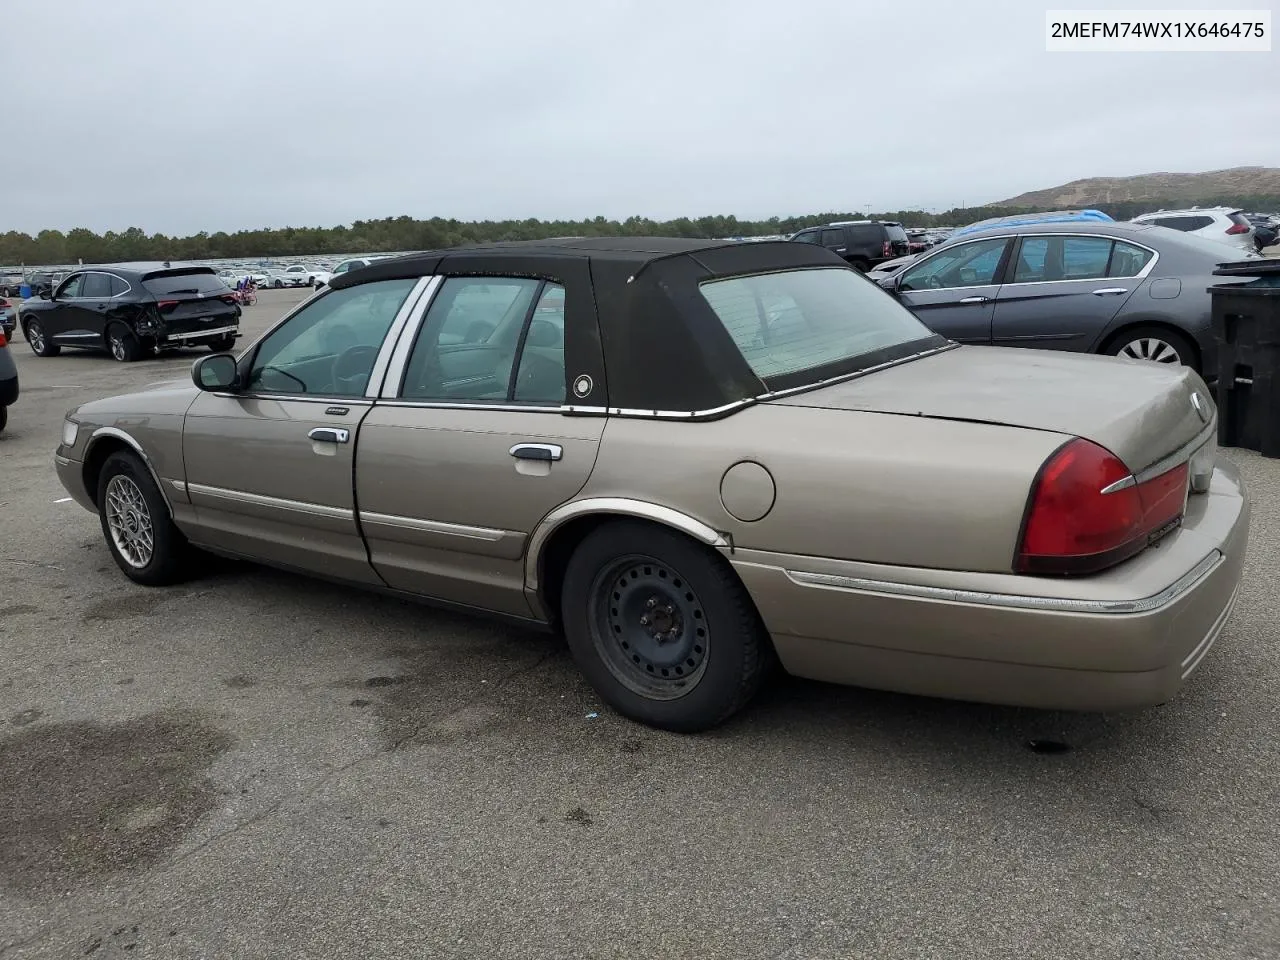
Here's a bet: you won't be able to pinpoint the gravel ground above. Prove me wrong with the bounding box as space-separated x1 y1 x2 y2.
0 287 1277 960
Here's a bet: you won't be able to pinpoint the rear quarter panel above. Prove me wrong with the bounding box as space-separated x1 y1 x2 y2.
582 404 1068 573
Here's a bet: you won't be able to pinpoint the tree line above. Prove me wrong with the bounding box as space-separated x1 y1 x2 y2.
5 195 1278 267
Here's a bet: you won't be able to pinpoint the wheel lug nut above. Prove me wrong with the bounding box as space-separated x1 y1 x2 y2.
639 616 649 625
646 597 658 608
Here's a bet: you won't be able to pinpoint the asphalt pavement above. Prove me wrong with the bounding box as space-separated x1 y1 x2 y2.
0 287 1277 959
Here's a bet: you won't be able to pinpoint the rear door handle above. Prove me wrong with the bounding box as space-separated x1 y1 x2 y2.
510 443 562 462
309 427 349 444
958 296 990 304
1092 287 1129 296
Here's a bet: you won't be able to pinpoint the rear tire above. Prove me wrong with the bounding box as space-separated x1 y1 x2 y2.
106 323 142 362
560 520 773 733
207 334 238 353
24 318 60 357
850 259 870 273
96 450 190 586
1104 325 1199 372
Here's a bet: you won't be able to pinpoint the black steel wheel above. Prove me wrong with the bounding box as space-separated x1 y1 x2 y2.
590 554 711 700
24 318 60 357
561 519 774 732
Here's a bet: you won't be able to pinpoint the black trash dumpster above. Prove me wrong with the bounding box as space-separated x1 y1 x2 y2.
1210 259 1280 457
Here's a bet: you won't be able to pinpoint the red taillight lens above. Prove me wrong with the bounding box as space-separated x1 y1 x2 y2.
0 330 6 347
1017 438 1188 576
882 240 892 257
1225 222 1249 235
219 295 236 304
156 299 179 311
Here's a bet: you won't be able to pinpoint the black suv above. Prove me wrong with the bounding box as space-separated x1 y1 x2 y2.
18 264 241 362
788 220 911 271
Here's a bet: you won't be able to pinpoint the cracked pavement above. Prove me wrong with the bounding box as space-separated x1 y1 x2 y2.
1 288 1278 959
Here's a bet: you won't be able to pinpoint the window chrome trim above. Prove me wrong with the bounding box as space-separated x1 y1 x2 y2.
209 391 374 405
906 232 1161 291
364 275 436 398
379 275 444 399
525 498 729 594
359 511 506 542
784 550 1223 616
186 482 353 520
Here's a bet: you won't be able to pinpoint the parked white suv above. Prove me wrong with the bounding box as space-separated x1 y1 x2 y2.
283 264 331 288
313 256 393 291
1130 206 1256 254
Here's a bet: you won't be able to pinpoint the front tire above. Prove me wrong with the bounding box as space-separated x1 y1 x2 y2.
96 451 190 586
560 520 773 733
274 280 283 289
106 323 142 362
24 318 60 357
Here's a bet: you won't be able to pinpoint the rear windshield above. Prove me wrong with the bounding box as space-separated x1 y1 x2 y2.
141 270 229 296
698 267 941 384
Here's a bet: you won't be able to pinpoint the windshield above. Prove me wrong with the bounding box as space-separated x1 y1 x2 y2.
698 267 942 384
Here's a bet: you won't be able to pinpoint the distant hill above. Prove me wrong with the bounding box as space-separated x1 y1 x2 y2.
997 166 1280 208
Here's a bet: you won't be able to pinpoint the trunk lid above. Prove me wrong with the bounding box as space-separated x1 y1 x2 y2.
771 345 1213 473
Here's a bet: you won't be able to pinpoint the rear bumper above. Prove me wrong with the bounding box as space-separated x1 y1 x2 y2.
156 323 238 347
731 461 1250 712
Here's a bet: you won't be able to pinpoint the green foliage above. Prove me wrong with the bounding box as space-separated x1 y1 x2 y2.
5 196 1279 267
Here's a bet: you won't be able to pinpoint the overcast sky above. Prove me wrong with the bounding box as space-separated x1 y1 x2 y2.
3 0 1277 235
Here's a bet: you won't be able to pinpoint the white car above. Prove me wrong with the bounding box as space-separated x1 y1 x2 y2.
1130 207 1256 255
313 256 393 290
217 268 268 287
282 264 331 288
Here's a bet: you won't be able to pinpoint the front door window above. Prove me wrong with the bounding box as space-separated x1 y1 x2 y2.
245 278 416 397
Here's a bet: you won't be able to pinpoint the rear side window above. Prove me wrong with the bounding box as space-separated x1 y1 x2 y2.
142 271 229 296
883 224 909 242
699 267 934 381
821 229 844 247
108 275 130 296
1013 236 1113 282
1107 241 1154 277
81 273 112 298
846 224 878 242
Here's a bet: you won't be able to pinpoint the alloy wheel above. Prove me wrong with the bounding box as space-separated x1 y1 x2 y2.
1118 337 1181 365
589 554 709 700
104 474 154 569
26 321 45 352
109 332 128 361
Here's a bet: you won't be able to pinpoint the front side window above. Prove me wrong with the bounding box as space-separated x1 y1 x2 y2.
400 277 563 403
56 274 84 298
699 267 937 383
81 273 112 298
899 237 1009 291
246 278 416 397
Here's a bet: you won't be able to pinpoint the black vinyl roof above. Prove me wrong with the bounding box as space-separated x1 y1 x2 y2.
329 236 856 414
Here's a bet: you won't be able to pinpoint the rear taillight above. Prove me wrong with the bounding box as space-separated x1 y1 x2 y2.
1016 438 1188 576
156 299 179 312
0 330 6 347
882 240 892 257
1226 222 1249 235
219 295 236 304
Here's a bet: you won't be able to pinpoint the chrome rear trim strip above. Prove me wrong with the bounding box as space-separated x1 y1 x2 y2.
359 511 505 542
186 482 352 520
784 550 1223 615
163 325 237 341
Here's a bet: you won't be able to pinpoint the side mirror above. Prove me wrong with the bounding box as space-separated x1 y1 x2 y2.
41 290 52 300
192 353 239 392
879 273 901 292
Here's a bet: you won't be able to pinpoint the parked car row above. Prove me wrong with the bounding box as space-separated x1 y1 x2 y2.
52 236 1247 732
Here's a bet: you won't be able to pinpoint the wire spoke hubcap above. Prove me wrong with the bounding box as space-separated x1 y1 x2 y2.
590 555 709 700
104 475 154 569
1119 337 1180 365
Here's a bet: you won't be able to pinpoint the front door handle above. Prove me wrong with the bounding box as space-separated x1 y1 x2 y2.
309 427 349 444
510 443 562 462
958 296 990 304
1092 287 1129 296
